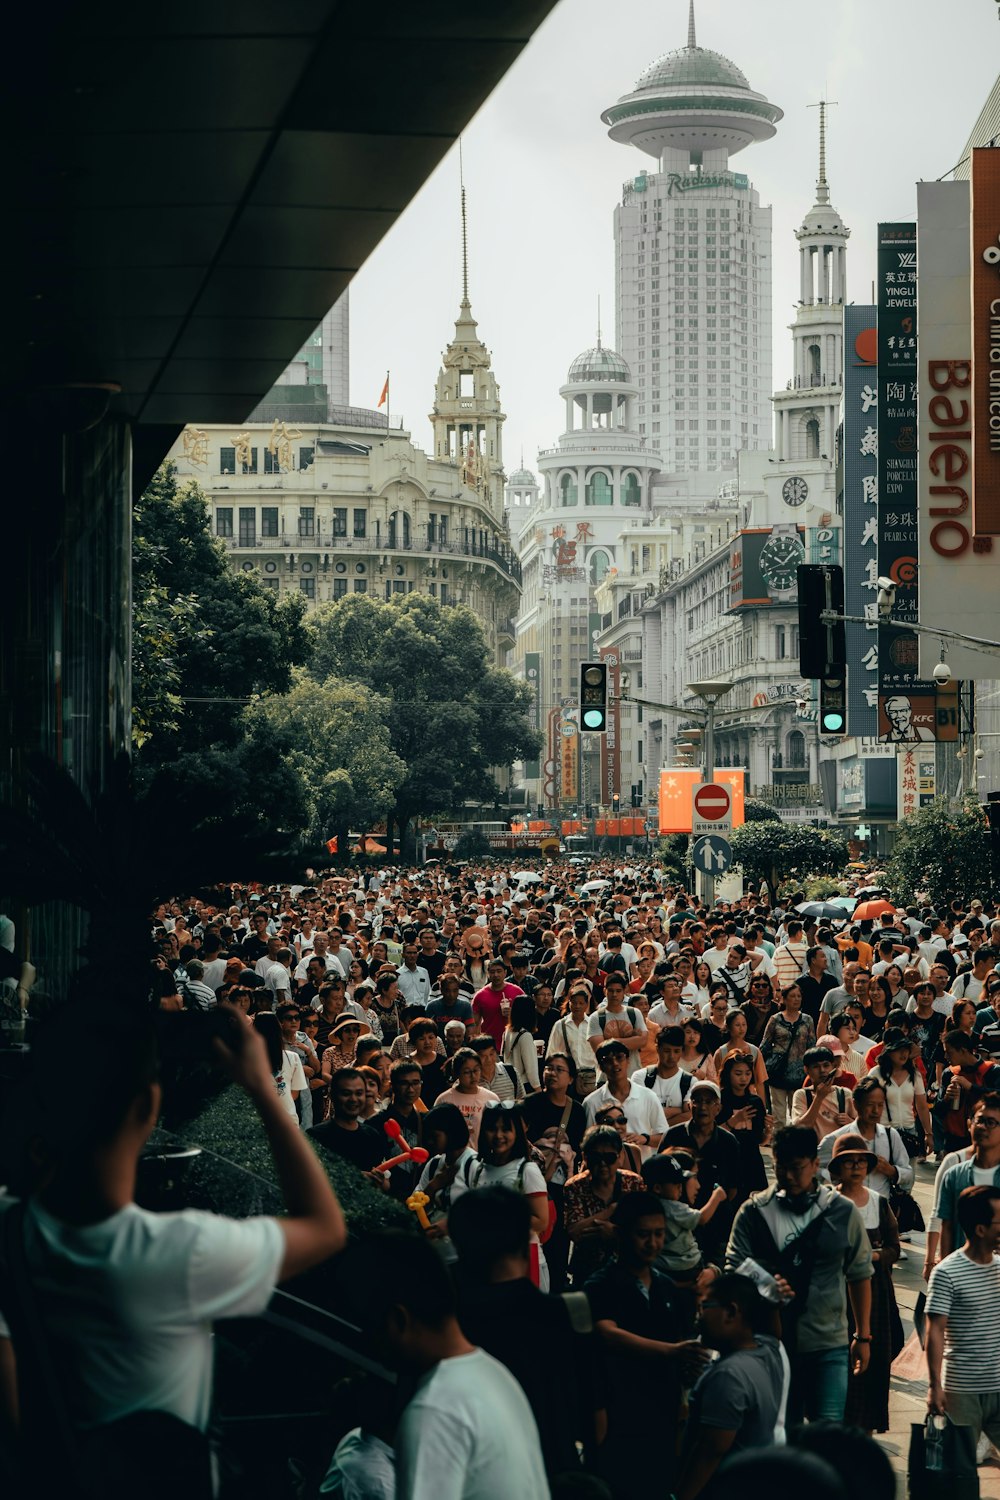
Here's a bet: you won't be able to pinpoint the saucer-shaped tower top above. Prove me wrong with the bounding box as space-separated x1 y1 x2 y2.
602 1 782 162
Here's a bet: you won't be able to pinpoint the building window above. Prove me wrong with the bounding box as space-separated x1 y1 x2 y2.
585 471 612 506
300 577 316 600
298 507 315 538
261 507 279 538
353 509 366 539
220 447 236 475
805 418 821 458
440 583 449 605
392 580 406 595
332 578 347 600
333 508 347 538
261 577 279 591
775 625 786 659
559 473 577 506
622 472 641 507
216 508 233 538
354 578 367 593
263 449 281 474
299 446 315 470
238 507 256 545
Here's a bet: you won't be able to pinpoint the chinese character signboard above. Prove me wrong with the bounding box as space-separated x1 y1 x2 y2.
842 307 879 739
598 647 621 806
897 747 936 821
877 222 938 738
524 652 541 779
559 712 579 803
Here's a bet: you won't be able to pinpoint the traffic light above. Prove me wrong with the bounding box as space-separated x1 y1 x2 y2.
612 792 620 815
819 676 848 735
579 661 609 732
798 565 846 678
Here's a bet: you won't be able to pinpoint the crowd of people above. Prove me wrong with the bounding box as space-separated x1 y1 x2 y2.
3 858 1000 1499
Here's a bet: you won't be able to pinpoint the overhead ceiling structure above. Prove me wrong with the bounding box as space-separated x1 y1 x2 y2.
9 1 558 482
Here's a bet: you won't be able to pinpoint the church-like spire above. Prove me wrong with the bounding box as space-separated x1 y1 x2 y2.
807 98 837 206
459 138 470 305
687 0 696 49
596 294 602 351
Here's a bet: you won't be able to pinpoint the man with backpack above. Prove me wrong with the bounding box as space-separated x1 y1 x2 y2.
588 973 647 1078
584 1040 667 1147
641 1025 694 1127
725 1124 873 1423
791 1047 857 1139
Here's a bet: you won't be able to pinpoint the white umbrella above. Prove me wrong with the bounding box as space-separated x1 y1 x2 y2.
581 879 611 893
512 870 542 884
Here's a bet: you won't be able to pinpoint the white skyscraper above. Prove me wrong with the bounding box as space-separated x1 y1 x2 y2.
602 2 782 477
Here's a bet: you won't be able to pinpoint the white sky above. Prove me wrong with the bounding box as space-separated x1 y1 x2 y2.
349 0 999 478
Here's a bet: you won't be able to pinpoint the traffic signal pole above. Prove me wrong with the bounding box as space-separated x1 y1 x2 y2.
702 696 717 908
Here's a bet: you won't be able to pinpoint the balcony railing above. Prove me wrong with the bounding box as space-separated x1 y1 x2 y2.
222 533 522 585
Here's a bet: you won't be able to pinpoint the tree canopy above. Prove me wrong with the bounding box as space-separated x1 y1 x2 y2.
133 464 309 756
885 797 992 907
306 593 542 841
729 821 850 903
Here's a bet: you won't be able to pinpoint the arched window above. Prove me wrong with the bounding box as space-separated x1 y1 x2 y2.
622 472 642 507
807 343 821 384
805 418 820 459
585 471 612 506
589 549 611 585
559 473 577 507
786 729 807 770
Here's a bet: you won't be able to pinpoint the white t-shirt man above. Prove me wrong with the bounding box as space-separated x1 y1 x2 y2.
583 1078 667 1139
0 1197 283 1431
396 1347 548 1500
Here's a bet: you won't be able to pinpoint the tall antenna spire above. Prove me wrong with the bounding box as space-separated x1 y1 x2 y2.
597 294 602 350
807 99 837 204
459 137 469 304
687 0 697 48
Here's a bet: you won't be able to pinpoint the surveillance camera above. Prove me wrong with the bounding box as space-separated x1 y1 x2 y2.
876 579 897 620
876 577 895 592
795 699 809 713
932 660 952 685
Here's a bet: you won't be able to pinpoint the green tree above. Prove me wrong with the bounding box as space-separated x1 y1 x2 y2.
729 822 850 903
743 796 782 823
886 796 991 907
244 670 404 847
133 464 310 756
306 593 542 848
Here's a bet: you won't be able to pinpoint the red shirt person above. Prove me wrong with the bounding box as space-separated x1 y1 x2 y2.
473 959 525 1048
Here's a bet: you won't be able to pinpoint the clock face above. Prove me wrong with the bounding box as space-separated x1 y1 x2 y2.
782 476 809 507
759 534 805 593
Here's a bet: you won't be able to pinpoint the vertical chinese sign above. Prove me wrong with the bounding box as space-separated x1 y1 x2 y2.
843 307 879 739
598 646 621 808
877 222 937 743
524 653 541 780
559 712 579 804
896 747 936 822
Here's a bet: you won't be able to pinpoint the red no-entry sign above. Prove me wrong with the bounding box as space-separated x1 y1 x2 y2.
692 781 732 837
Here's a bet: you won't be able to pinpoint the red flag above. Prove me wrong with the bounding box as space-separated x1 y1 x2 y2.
325 836 338 855
377 376 389 409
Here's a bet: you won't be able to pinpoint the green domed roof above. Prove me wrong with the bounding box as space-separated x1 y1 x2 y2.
508 467 537 486
636 45 750 93
567 346 631 384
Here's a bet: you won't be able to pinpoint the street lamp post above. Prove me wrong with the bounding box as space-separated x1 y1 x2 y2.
686 680 735 908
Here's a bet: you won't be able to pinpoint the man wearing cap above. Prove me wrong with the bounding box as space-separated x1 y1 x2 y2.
660 1081 740 1263
584 1040 667 1149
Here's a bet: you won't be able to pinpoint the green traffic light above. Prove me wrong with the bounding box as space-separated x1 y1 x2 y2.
822 712 845 732
583 709 605 730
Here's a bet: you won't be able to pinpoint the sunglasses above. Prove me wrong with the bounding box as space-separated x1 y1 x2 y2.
587 1153 621 1165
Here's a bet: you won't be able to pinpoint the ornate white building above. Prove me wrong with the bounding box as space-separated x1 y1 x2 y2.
167 280 520 663
603 2 781 476
511 341 660 807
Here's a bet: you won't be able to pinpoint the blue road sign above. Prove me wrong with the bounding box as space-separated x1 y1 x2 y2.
692 834 732 875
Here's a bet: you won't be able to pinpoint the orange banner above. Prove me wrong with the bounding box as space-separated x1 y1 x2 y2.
658 769 746 834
